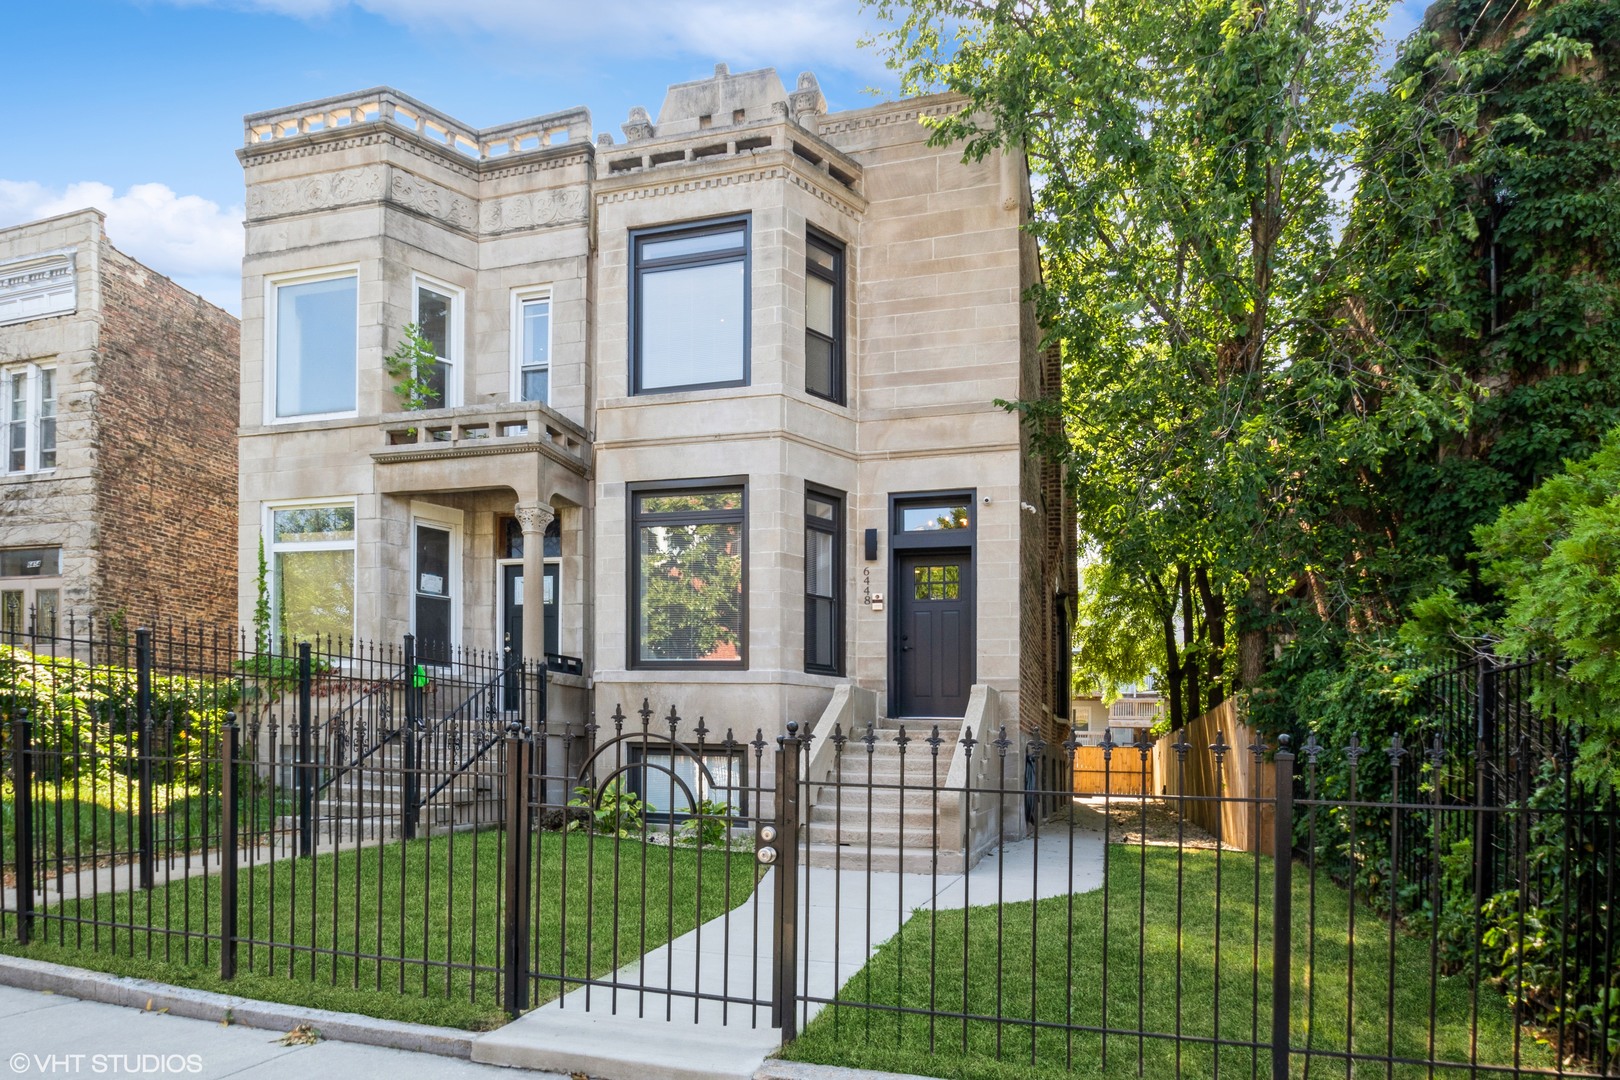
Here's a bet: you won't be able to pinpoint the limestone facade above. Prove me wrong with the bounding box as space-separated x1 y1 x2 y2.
235 68 1075 749
0 210 240 633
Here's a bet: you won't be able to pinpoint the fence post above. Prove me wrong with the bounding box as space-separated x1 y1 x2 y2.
297 642 314 858
773 720 804 1040
402 634 419 841
1474 654 1497 901
501 723 533 1015
220 713 239 980
136 627 155 890
11 709 35 944
1271 735 1295 1080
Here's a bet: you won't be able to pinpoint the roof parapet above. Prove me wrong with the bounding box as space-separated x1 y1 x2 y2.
243 88 592 162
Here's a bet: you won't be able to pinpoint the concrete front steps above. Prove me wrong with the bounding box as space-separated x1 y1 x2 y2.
271 740 501 843
803 717 969 874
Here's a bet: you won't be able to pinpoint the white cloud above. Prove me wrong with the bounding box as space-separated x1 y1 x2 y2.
0 180 243 314
169 0 889 81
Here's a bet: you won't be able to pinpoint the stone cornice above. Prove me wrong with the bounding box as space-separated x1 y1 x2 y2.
816 97 966 138
593 152 866 218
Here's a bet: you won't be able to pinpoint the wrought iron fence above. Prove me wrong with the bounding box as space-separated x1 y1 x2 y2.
773 712 1617 1079
1 620 555 1020
4 630 1615 1078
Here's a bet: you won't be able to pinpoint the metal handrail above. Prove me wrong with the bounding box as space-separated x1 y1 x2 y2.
314 669 410 795
413 656 540 809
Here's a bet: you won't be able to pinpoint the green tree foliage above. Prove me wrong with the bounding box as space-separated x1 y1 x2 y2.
1473 425 1620 784
382 323 444 412
869 0 1462 727
637 512 743 662
1 644 237 786
1354 0 1620 584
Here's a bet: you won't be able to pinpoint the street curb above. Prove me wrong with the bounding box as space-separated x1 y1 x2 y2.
755 1060 943 1080
0 955 477 1059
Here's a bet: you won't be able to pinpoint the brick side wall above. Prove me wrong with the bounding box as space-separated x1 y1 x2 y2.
93 245 239 627
1017 190 1073 741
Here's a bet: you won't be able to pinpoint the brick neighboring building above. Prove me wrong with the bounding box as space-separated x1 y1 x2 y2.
0 209 240 633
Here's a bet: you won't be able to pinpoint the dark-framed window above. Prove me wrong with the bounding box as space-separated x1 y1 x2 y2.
804 487 843 674
630 217 750 395
805 230 844 403
629 478 747 668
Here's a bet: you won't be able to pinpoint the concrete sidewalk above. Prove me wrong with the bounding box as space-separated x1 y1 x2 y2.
0 982 541 1080
473 823 1105 1080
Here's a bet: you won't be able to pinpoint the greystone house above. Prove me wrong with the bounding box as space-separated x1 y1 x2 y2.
0 210 239 637
236 66 1075 867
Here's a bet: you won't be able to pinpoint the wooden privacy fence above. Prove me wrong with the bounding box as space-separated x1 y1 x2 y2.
1072 743 1152 795
1150 697 1277 855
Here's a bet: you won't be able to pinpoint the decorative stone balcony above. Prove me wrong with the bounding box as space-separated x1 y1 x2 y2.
372 402 591 480
244 88 592 163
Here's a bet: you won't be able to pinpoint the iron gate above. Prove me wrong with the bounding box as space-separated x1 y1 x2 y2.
504 706 803 1032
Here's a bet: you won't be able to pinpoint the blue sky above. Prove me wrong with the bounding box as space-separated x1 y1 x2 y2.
1 0 1428 313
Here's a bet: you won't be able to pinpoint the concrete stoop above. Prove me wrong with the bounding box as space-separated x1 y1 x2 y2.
802 717 972 875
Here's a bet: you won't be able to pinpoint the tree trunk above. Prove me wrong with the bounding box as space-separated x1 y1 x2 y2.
1196 565 1226 710
1238 573 1270 689
1160 611 1182 739
1179 563 1200 727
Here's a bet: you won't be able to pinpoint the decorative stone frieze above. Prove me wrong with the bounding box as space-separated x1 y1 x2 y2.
0 251 76 326
389 170 479 232
245 166 387 220
478 188 589 234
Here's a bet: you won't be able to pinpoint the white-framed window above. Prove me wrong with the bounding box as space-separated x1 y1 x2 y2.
0 546 62 636
266 501 355 644
411 501 463 665
3 363 56 474
412 275 461 408
266 267 359 422
511 288 552 404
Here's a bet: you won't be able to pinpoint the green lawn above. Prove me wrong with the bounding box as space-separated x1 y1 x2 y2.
780 847 1552 1080
3 830 758 1030
2 782 290 867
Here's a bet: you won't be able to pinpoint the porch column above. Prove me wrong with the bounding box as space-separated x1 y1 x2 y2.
513 502 554 666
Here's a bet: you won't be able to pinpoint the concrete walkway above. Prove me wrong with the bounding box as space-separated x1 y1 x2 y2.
473 822 1105 1080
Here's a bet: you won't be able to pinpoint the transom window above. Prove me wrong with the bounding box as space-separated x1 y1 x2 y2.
514 290 551 404
631 218 749 395
805 231 844 403
4 364 56 474
900 503 971 532
0 545 62 637
804 489 843 674
630 481 746 667
271 271 358 420
413 279 458 407
268 504 355 644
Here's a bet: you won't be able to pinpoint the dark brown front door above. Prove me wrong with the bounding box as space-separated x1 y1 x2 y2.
892 550 973 718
